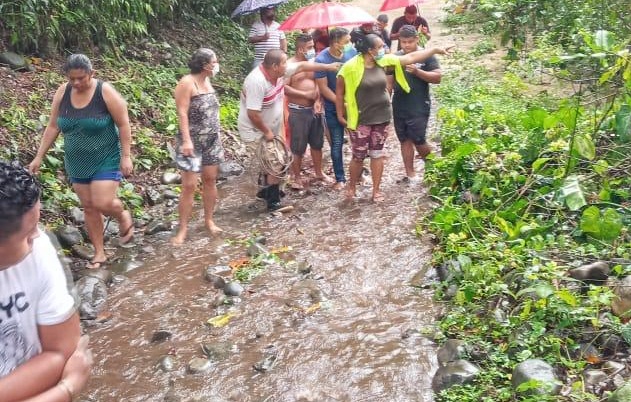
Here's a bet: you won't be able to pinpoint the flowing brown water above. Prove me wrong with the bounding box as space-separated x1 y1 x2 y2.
84 131 439 402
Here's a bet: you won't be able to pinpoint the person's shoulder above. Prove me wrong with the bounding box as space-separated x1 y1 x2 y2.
315 49 331 62
418 16 429 25
270 21 281 29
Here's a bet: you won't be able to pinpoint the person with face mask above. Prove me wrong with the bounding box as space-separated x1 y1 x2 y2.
314 28 358 190
284 34 333 190
335 33 450 203
171 48 225 245
248 6 287 68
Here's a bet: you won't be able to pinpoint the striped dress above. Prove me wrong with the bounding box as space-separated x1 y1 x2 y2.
57 80 121 179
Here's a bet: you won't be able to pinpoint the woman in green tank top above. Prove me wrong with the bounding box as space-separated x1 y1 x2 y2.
29 54 135 269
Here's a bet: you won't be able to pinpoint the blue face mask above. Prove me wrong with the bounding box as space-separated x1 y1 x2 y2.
374 48 386 61
304 49 316 60
343 43 354 53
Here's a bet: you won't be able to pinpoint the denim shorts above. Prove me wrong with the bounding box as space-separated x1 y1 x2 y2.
70 170 122 184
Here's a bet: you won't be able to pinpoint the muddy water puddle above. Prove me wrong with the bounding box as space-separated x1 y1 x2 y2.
85 133 439 402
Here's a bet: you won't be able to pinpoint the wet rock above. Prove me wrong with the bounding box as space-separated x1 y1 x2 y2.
569 261 610 284
146 188 164 206
76 276 108 320
583 369 607 387
56 225 84 248
611 276 631 318
432 359 480 392
71 244 94 260
203 265 231 289
0 52 27 70
162 172 181 185
437 339 467 366
296 261 312 275
598 333 627 355
103 219 119 236
151 330 173 343
224 282 244 297
218 160 244 179
445 284 458 299
461 190 479 203
157 355 176 372
603 361 626 375
613 374 626 388
210 294 227 307
163 388 183 402
201 342 233 362
511 359 561 396
609 380 631 402
79 268 113 285
163 189 179 200
436 259 462 283
187 357 211 374
410 269 428 288
145 220 170 235
69 207 85 225
253 345 278 372
247 242 268 257
112 275 128 285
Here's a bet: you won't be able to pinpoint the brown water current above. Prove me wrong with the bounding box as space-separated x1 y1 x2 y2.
84 131 440 402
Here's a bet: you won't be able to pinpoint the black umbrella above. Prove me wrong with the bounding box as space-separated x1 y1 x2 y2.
231 0 288 17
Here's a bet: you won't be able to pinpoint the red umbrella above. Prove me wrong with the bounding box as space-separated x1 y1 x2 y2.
379 0 424 12
279 2 375 31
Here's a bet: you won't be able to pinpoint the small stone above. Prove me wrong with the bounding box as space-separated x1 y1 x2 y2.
511 359 560 396
69 207 85 224
0 51 27 70
151 330 173 343
612 276 631 318
410 269 427 288
162 172 181 185
145 188 164 206
157 355 176 372
163 190 179 200
224 282 244 297
71 244 95 260
203 265 232 289
583 369 607 387
603 361 626 375
79 268 113 284
296 261 312 274
76 276 108 320
112 275 127 285
437 339 467 366
187 357 211 374
201 342 233 361
253 355 277 372
56 225 84 248
145 220 170 235
247 242 268 257
218 160 244 179
432 359 480 392
569 261 610 284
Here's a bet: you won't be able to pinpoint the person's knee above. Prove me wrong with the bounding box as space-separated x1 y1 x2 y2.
181 180 197 194
91 197 119 212
201 174 217 187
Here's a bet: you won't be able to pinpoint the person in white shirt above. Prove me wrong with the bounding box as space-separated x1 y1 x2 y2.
248 6 287 68
0 161 92 402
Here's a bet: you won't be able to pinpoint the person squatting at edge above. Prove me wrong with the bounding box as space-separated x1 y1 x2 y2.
285 34 334 190
314 28 358 190
238 49 341 211
0 161 93 402
387 25 442 182
29 54 135 270
171 48 226 245
335 33 449 202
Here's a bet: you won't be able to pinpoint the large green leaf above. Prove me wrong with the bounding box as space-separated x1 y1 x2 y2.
572 134 596 160
557 176 587 211
594 30 615 51
615 104 631 143
580 206 623 241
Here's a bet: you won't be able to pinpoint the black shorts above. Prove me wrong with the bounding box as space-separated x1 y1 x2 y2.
289 107 324 155
393 114 429 145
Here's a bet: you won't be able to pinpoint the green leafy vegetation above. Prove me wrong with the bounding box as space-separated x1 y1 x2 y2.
429 2 630 400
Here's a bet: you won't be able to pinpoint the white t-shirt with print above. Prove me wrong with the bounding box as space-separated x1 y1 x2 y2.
238 63 299 142
0 229 75 376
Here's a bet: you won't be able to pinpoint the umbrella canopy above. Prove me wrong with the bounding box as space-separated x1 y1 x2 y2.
379 0 424 12
279 2 375 31
231 0 287 17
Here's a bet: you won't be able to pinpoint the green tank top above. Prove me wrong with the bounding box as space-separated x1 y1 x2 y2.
57 80 121 179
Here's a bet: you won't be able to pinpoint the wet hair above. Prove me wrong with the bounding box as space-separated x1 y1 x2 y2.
296 33 313 47
399 25 418 39
350 28 364 45
188 48 216 74
354 33 381 54
329 27 349 45
404 5 418 15
63 54 92 74
377 14 388 24
263 49 285 67
0 161 41 243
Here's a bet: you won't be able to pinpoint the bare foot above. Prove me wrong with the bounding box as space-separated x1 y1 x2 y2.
171 230 186 245
345 185 356 200
118 210 135 245
372 192 385 203
332 182 346 191
315 174 334 184
205 221 223 235
290 180 304 191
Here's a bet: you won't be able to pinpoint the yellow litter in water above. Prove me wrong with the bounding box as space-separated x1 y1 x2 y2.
303 302 321 314
207 312 237 328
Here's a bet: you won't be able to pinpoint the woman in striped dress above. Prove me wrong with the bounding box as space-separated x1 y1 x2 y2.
29 54 134 269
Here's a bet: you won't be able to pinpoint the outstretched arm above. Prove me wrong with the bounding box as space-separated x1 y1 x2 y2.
398 47 450 66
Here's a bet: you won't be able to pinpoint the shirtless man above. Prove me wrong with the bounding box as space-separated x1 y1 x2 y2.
285 34 332 189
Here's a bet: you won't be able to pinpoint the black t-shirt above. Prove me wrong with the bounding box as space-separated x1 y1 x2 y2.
377 28 392 51
391 16 430 50
390 50 440 119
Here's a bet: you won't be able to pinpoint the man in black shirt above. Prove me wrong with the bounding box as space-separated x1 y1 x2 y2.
390 5 431 50
376 14 392 53
388 25 441 182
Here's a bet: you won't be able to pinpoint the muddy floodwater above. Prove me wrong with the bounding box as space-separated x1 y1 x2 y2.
84 129 440 401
